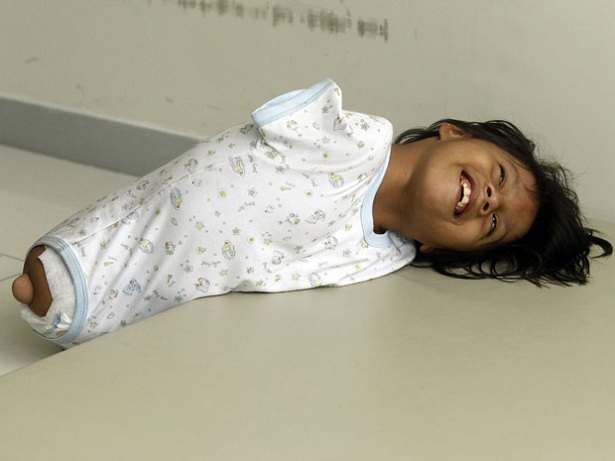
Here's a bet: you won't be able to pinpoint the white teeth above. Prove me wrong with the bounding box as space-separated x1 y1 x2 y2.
455 179 472 213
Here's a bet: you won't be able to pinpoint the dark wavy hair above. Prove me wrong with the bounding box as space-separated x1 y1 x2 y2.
395 119 612 286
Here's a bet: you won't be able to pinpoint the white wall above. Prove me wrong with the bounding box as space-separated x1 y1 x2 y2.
1 0 614 222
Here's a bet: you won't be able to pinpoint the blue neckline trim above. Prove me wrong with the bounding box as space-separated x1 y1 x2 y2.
361 151 393 248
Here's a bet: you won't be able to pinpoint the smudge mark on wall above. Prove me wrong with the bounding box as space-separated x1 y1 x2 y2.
169 0 389 42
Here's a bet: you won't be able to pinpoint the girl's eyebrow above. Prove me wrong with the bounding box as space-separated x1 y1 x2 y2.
496 213 510 243
509 156 523 188
500 158 529 244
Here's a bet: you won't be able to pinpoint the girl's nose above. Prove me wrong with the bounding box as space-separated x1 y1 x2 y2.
480 184 501 214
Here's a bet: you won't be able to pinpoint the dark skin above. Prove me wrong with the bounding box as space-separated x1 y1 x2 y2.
12 245 52 317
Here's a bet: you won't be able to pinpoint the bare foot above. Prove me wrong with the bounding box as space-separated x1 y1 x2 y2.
12 246 52 317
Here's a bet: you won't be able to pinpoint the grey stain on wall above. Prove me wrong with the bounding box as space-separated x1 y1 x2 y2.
171 0 389 42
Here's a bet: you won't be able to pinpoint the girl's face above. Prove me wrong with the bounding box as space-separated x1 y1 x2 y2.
399 124 538 253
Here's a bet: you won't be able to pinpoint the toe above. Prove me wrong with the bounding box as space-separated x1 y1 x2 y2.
12 274 35 305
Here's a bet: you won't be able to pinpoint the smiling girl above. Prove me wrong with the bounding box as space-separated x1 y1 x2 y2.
12 79 612 347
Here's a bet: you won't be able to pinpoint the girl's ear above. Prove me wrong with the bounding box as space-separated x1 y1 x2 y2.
439 122 468 140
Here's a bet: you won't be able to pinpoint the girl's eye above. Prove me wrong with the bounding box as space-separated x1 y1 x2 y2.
488 213 498 236
499 165 506 185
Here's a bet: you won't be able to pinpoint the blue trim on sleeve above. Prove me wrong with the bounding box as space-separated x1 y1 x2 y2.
361 152 395 248
251 78 336 128
31 235 89 346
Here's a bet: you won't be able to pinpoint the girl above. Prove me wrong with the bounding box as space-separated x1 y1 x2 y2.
12 78 612 348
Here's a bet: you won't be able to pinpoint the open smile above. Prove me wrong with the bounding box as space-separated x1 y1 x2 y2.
454 172 474 218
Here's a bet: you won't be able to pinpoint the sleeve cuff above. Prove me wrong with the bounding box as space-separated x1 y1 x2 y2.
251 78 337 128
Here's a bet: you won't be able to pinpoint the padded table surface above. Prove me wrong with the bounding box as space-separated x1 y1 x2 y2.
1 221 614 460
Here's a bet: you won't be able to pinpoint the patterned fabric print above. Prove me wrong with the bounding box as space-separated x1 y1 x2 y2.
42 80 416 344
